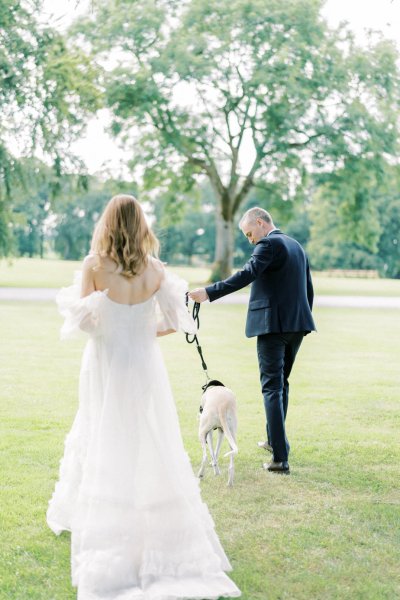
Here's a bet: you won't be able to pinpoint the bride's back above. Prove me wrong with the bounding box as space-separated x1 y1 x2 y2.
85 254 164 306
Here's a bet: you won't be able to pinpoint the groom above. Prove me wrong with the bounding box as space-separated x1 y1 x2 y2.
189 207 315 474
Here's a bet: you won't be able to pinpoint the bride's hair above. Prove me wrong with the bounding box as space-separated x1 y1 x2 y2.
90 194 159 277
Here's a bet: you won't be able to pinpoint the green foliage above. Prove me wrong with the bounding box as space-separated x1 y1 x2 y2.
0 0 102 255
54 192 106 260
307 162 400 277
75 0 400 277
154 183 216 264
4 154 135 261
0 145 25 256
2 0 399 274
9 159 56 258
53 179 136 260
0 200 12 256
36 32 103 153
0 0 101 161
377 197 400 279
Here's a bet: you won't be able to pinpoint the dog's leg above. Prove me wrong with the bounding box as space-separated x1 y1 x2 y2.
221 413 237 487
207 430 220 476
220 413 238 457
215 428 224 462
198 433 208 479
227 452 235 487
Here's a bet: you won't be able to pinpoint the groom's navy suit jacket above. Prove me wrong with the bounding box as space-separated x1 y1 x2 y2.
205 230 316 338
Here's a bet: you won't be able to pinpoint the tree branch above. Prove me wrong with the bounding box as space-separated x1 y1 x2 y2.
196 83 231 149
232 149 264 215
226 97 251 199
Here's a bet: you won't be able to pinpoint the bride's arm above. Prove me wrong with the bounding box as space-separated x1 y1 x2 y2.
80 255 96 298
156 328 176 337
154 264 197 336
152 260 176 336
78 256 98 333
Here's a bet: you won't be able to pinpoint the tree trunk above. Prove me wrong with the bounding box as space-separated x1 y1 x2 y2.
210 211 234 281
40 229 44 259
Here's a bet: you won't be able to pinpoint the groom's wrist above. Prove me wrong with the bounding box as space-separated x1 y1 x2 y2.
205 285 216 302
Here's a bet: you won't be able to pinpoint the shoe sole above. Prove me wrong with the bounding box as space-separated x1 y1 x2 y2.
268 469 290 475
262 464 290 474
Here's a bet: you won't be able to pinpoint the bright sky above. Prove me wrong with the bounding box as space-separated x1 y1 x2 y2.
41 0 400 175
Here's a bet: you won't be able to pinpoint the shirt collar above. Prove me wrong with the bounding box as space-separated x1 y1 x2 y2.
267 228 278 236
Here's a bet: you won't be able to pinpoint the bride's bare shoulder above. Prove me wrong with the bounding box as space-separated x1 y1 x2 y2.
84 254 118 274
82 254 98 272
148 257 166 276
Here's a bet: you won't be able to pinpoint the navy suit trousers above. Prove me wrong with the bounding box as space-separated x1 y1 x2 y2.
257 332 304 462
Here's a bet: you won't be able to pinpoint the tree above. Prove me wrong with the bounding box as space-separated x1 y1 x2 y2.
5 157 67 258
376 196 400 278
75 0 400 278
0 0 101 255
307 160 400 277
153 182 217 264
53 179 137 260
54 190 108 260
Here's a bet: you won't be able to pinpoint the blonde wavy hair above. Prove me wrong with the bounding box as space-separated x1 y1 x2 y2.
90 194 159 277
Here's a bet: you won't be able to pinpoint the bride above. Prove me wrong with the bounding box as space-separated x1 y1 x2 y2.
47 195 241 600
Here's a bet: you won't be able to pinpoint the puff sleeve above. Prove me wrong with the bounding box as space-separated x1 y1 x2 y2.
56 271 106 340
155 270 197 335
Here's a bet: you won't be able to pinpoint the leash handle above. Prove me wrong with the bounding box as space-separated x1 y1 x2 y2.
184 296 201 337
196 343 208 374
184 295 200 344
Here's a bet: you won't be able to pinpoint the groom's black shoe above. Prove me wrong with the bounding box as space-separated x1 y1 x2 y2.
263 460 290 474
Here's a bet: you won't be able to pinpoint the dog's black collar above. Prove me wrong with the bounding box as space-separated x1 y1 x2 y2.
201 379 225 392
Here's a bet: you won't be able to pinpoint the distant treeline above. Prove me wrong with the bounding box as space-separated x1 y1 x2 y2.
4 161 399 279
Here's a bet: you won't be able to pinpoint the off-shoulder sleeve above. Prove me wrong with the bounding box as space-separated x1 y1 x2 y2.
155 270 197 335
56 271 106 340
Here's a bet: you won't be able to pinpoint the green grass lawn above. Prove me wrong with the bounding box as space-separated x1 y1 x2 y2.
1 257 400 297
0 301 399 599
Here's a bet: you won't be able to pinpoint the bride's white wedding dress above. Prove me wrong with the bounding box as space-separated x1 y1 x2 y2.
47 270 241 600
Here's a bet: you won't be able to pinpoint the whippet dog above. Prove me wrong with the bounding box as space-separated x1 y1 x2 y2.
198 380 238 487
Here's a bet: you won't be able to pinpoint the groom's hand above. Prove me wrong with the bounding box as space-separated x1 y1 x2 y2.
189 288 209 303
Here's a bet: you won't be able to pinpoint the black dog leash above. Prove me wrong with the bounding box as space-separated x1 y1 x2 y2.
185 295 210 397
184 298 227 419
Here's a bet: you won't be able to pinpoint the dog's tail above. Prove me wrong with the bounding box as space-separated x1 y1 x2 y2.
219 411 238 457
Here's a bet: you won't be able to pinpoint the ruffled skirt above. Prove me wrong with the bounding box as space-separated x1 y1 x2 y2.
47 332 240 600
